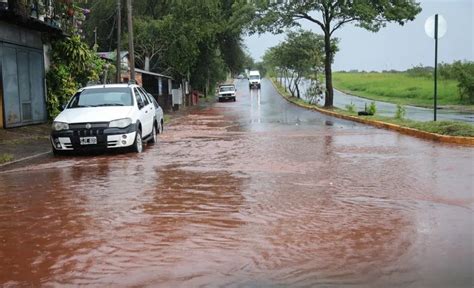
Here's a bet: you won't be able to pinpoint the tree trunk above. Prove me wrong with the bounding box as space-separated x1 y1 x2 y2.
324 31 334 107
144 56 150 71
295 76 300 99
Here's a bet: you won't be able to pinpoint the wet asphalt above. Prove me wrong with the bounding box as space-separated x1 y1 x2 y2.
0 78 473 287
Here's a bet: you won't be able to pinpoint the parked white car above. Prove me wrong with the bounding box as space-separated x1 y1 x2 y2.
50 84 164 154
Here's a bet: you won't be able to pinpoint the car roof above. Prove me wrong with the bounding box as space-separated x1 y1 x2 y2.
219 84 235 87
81 84 137 90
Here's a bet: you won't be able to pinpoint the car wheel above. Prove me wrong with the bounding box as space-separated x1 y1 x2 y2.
132 129 143 153
51 144 63 156
233 97 236 102
149 124 157 144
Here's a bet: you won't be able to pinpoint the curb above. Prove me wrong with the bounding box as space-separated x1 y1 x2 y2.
0 151 51 168
271 80 474 146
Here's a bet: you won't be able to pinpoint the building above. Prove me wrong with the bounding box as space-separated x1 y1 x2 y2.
0 0 63 128
98 51 196 112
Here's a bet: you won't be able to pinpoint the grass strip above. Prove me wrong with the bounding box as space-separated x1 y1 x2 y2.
333 72 473 109
0 153 14 164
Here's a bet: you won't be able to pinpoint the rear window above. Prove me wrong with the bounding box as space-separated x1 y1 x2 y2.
219 86 235 92
249 75 260 80
68 88 133 108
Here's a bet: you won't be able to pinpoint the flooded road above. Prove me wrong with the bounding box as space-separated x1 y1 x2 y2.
0 79 473 287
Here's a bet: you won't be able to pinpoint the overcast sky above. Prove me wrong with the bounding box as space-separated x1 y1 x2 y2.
244 0 473 71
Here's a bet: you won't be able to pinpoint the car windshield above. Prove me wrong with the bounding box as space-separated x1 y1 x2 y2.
68 88 133 108
219 86 235 92
249 75 260 80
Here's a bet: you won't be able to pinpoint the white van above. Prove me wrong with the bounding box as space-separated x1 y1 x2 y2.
248 70 261 89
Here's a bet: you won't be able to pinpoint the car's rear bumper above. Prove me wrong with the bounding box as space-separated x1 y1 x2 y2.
51 124 137 151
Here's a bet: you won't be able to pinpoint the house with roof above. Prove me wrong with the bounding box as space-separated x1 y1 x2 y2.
0 0 65 128
97 51 197 112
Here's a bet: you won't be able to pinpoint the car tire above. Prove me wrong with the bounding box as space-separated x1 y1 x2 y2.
233 97 236 102
132 129 143 153
149 124 157 144
51 145 63 156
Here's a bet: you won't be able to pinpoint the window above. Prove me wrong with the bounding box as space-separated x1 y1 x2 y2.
137 87 150 106
139 87 152 105
219 86 235 92
134 88 145 108
68 88 133 108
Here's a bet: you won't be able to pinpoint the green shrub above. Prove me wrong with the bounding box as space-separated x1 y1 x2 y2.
345 102 356 113
368 101 377 115
452 61 474 104
395 104 406 119
46 35 107 119
0 153 14 164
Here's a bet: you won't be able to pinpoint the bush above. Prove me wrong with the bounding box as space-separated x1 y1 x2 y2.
46 35 107 119
406 64 433 78
395 104 406 119
368 101 377 115
345 102 356 113
306 81 324 105
452 61 474 104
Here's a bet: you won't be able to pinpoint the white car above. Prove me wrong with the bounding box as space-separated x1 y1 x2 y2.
50 84 164 154
248 70 261 89
218 84 236 102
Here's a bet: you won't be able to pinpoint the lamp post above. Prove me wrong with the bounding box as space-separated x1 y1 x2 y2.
425 14 447 121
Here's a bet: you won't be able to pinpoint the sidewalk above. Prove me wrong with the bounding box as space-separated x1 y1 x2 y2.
0 123 52 166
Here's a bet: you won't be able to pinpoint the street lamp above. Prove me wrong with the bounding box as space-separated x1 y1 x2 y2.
425 14 447 121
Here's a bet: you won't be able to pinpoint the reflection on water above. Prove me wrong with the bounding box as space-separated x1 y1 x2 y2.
0 80 472 287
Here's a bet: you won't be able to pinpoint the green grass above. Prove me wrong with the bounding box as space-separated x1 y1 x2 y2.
271 78 474 137
333 72 470 108
0 153 14 164
335 108 474 137
163 115 171 124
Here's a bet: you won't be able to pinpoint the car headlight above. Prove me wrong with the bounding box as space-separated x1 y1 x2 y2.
52 121 69 131
109 118 132 128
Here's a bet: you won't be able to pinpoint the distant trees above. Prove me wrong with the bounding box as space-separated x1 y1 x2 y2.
251 0 422 107
263 30 327 99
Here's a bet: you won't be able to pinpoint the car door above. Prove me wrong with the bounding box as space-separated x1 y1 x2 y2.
133 88 152 136
138 87 155 136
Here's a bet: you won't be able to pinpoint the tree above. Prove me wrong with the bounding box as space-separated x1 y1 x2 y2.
263 30 326 99
82 0 252 95
253 0 422 107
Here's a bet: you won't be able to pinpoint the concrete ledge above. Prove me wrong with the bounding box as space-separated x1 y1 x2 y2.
271 80 474 146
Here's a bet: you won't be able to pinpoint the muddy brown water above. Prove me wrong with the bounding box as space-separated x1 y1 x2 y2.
0 79 473 287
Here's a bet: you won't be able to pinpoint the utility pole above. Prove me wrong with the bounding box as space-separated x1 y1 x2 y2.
93 27 97 47
127 0 135 83
434 14 438 121
116 0 121 83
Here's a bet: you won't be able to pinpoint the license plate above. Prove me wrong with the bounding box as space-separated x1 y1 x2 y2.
80 137 97 145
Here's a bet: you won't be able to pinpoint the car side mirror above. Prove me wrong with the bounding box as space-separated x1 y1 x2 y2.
137 101 145 109
61 104 67 111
